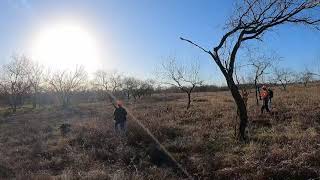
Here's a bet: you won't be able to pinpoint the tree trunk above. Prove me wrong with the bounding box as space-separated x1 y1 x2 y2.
35 88 39 108
226 77 248 141
255 80 259 106
32 90 37 109
13 104 17 113
32 96 36 108
187 92 191 109
11 95 17 113
282 84 287 91
303 82 307 87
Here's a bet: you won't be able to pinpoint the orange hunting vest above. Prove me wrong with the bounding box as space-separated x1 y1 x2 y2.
260 90 269 99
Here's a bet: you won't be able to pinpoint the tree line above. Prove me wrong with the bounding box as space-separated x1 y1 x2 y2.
0 55 156 112
0 53 319 114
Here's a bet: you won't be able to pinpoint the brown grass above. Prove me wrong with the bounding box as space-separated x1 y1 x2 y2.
0 84 320 179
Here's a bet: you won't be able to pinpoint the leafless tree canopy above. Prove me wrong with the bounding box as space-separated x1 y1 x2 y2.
134 79 155 99
122 77 138 100
108 71 122 92
0 55 31 112
273 67 295 90
246 51 278 105
93 70 110 91
28 61 45 108
159 57 203 109
183 0 319 79
93 70 122 92
48 66 88 107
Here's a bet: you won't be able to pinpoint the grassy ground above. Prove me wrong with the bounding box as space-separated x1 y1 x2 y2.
0 84 320 179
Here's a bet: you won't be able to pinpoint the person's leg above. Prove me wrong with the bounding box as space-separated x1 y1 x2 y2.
261 104 264 114
115 122 120 132
120 121 124 131
269 98 272 109
119 121 127 136
123 121 127 133
264 99 270 112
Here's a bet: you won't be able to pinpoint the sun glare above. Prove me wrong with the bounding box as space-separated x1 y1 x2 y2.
31 23 101 73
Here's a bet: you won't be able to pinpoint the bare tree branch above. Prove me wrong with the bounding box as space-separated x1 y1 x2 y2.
157 57 203 109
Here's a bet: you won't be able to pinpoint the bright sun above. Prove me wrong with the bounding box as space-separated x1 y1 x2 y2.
31 23 101 73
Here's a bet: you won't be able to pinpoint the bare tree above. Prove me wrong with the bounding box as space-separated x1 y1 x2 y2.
181 0 320 140
93 70 122 95
48 66 88 107
141 79 156 96
273 68 294 91
28 61 44 108
93 70 109 92
93 70 110 101
131 79 143 100
0 55 31 112
158 57 203 109
108 71 122 93
248 53 276 105
93 70 123 104
299 68 315 87
132 79 155 99
122 77 139 100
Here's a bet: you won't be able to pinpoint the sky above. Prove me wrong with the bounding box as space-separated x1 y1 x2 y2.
0 0 319 85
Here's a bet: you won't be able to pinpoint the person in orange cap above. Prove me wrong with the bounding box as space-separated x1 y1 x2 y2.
113 100 127 133
260 85 270 114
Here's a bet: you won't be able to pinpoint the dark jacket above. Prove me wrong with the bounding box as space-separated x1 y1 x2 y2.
114 107 127 122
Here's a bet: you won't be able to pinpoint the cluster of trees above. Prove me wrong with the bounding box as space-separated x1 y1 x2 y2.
157 51 320 111
0 55 43 112
93 71 155 101
0 55 155 112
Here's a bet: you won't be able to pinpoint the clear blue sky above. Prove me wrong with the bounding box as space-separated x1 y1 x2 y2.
0 0 319 85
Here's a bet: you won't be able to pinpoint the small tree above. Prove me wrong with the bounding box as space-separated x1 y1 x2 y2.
181 0 320 140
93 70 123 101
299 68 314 87
0 55 31 112
122 77 139 100
93 70 110 100
158 57 203 109
132 79 155 99
28 61 44 108
248 53 275 105
273 68 294 91
108 71 122 93
141 79 155 96
48 66 87 107
93 70 109 92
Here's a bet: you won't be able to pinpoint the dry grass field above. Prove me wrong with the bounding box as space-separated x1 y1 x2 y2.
0 84 320 179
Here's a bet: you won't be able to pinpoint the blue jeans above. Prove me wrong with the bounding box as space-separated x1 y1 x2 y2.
115 121 127 133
